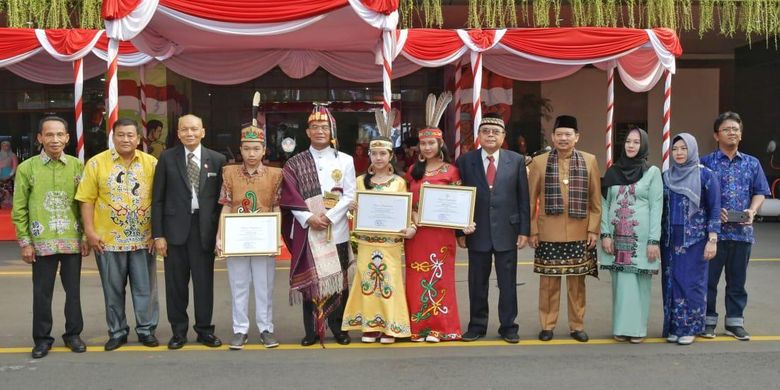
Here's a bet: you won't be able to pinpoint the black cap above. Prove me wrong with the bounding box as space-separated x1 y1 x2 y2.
553 115 578 132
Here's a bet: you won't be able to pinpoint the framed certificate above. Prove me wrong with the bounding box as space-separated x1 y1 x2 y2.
353 191 412 235
418 184 476 229
221 212 281 257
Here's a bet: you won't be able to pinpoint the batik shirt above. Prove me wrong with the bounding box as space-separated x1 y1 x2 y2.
75 149 157 251
219 164 282 212
12 151 84 256
701 150 770 243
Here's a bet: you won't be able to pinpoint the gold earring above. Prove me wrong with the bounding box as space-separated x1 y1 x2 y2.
418 154 425 162
367 165 375 175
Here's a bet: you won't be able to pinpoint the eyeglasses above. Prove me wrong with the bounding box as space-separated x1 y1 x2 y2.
479 128 505 135
309 125 331 132
719 126 741 133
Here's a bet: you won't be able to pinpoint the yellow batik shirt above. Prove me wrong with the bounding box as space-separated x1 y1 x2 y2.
75 149 157 251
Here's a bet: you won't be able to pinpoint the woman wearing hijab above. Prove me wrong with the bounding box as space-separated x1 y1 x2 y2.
599 128 662 344
661 133 721 345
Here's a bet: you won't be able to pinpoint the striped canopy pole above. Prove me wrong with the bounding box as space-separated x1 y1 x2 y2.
106 38 119 148
453 59 463 159
139 64 148 152
381 30 393 116
662 71 672 171
73 58 84 162
606 64 615 168
470 51 483 149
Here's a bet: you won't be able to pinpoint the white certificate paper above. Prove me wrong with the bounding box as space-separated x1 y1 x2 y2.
222 213 280 256
354 192 411 235
418 184 476 229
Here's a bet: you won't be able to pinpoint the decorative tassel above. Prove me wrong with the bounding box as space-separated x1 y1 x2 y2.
47 0 70 28
80 0 102 29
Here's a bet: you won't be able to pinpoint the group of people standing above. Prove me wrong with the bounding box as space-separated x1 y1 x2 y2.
12 103 769 358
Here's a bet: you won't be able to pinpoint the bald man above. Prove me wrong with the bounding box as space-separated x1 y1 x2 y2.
152 114 226 349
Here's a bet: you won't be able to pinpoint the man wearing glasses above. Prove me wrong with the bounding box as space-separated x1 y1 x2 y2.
456 112 530 344
280 106 356 346
700 111 770 341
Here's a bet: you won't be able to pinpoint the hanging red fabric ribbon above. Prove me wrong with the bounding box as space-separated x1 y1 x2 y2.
44 29 103 55
0 29 40 60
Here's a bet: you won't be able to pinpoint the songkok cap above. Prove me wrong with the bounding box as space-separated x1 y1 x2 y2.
479 112 505 130
553 115 578 132
240 125 264 143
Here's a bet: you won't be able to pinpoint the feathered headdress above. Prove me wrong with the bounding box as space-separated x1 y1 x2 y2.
369 109 397 151
419 92 452 140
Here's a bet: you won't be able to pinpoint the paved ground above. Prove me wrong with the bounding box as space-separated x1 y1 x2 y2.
1 223 779 389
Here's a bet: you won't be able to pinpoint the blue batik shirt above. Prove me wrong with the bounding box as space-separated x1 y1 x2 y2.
701 149 771 243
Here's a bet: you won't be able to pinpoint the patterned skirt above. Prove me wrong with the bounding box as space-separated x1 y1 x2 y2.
534 240 598 277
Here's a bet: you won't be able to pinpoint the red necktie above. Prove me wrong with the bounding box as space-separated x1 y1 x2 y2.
486 155 496 188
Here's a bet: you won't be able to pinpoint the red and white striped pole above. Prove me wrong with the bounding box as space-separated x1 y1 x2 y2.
73 58 84 162
381 30 393 116
139 64 148 152
662 70 672 171
453 59 463 159
606 64 615 168
106 38 119 149
470 51 483 149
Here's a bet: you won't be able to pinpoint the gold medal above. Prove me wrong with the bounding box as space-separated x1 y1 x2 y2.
331 169 343 183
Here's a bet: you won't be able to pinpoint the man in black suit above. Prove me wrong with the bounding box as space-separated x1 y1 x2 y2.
152 114 226 349
456 113 531 343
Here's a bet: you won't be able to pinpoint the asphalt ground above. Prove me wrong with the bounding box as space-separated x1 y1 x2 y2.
1 223 779 389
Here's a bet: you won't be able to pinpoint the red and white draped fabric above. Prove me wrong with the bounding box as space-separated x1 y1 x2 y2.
391 27 682 161
100 0 399 82
0 28 159 158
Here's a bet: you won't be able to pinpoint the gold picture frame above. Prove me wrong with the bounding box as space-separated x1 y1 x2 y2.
220 212 281 257
417 184 476 229
353 191 412 236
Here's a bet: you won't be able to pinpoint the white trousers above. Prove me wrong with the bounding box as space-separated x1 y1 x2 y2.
226 256 275 334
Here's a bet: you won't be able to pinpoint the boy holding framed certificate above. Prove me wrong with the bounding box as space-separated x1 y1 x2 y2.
216 125 283 350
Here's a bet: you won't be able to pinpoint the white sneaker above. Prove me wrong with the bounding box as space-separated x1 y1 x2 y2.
425 335 440 343
379 335 395 344
666 334 679 343
677 335 696 345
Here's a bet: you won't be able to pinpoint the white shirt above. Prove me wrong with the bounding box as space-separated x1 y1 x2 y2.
291 146 356 244
481 148 500 174
184 144 202 212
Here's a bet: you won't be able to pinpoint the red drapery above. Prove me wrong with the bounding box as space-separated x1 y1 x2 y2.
94 35 143 55
401 29 464 61
0 29 39 60
44 29 103 55
500 27 682 59
101 0 398 23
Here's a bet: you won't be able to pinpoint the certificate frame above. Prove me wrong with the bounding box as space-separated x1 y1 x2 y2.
417 184 476 229
220 212 281 257
353 191 412 236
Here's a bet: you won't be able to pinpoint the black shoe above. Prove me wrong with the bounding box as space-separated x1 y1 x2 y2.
196 333 223 348
139 334 159 348
167 335 187 350
725 326 751 341
64 336 87 353
104 336 127 351
570 330 589 343
300 335 320 346
334 332 351 345
461 330 485 342
502 333 520 344
538 330 554 342
31 343 51 359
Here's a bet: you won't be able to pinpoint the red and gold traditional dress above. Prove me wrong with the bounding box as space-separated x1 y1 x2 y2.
404 163 462 341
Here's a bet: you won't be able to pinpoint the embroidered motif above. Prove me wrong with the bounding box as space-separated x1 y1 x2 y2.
361 251 392 298
30 221 44 237
43 191 74 235
410 246 450 323
238 191 258 213
611 184 639 265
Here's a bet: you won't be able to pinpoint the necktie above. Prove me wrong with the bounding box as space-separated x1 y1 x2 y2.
486 155 496 188
187 152 200 194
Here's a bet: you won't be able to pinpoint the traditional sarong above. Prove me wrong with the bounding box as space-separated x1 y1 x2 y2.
534 240 598 277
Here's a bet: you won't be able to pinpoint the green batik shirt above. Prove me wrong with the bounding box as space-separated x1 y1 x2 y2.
12 151 84 256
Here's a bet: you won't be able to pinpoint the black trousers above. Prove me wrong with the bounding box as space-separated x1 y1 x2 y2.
302 242 350 338
32 253 83 346
466 248 519 336
165 214 215 337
